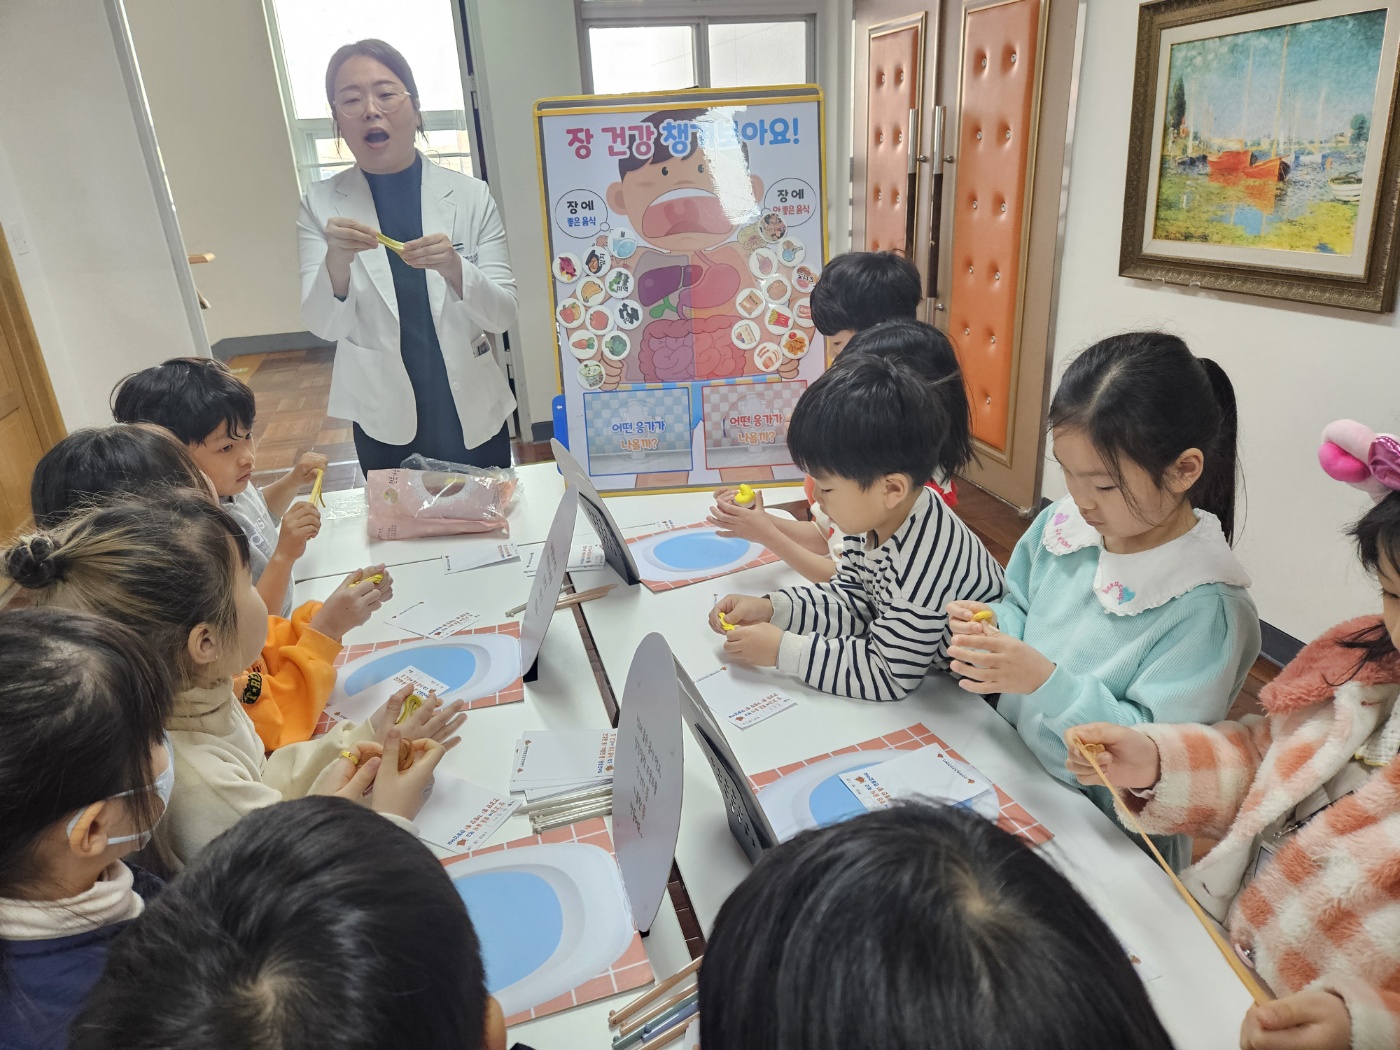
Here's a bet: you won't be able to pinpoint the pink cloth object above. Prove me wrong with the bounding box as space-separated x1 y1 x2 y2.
1319 419 1395 500
365 469 514 540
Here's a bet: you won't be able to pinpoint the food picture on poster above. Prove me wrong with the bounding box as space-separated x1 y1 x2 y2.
536 89 827 492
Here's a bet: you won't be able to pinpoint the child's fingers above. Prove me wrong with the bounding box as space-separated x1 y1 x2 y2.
947 644 1007 668
431 712 468 742
340 754 381 797
955 674 1001 695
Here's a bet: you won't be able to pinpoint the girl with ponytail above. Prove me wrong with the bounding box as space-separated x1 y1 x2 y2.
945 332 1261 869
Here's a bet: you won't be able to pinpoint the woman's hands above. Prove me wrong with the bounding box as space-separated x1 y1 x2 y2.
1062 723 1162 790
325 217 379 261
400 233 463 293
1240 990 1351 1050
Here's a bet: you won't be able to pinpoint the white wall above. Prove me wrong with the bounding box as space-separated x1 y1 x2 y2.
1048 0 1400 643
0 0 196 430
467 0 583 436
124 0 306 345
468 0 853 436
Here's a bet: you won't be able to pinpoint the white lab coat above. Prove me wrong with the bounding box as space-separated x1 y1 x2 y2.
296 155 518 448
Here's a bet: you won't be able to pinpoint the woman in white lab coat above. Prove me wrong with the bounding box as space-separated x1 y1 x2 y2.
297 39 518 472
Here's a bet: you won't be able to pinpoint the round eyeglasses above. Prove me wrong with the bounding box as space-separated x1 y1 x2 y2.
334 90 411 118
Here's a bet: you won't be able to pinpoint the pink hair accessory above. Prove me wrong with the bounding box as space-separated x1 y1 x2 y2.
1319 419 1400 501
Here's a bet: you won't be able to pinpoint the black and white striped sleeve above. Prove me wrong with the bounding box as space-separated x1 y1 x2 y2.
770 496 1005 702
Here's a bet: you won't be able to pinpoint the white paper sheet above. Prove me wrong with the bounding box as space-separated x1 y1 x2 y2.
415 773 520 850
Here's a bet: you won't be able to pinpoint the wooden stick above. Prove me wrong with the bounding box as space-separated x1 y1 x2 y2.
505 583 616 619
618 985 697 1038
641 1016 693 1047
609 956 703 1027
309 468 326 507
1069 735 1272 1005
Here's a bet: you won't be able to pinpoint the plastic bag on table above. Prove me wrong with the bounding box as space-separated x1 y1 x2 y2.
400 455 520 512
365 459 518 540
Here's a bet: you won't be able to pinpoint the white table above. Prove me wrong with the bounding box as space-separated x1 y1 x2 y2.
572 490 1253 1050
293 461 569 584
293 505 695 1049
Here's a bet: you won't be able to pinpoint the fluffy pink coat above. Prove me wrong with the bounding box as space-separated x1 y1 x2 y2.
1120 617 1400 1050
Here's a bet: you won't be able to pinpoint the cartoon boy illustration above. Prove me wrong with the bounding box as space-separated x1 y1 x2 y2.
600 108 801 487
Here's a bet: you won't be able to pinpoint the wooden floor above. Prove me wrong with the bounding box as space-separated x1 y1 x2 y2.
237 346 1273 862
227 347 551 493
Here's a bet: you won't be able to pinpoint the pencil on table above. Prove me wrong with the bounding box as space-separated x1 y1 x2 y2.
609 956 703 1026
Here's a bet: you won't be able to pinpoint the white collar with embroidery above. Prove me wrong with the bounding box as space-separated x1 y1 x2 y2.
1041 496 1251 616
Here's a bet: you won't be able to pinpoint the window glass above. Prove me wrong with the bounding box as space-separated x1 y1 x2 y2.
708 21 808 88
588 25 698 94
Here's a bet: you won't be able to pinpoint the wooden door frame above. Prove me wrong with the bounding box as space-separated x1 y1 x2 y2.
853 0 941 260
0 226 65 452
933 0 1085 513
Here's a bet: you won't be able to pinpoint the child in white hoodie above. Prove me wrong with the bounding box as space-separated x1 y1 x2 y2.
4 491 461 870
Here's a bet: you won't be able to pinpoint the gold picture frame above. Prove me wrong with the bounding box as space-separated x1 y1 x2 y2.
1121 0 1400 312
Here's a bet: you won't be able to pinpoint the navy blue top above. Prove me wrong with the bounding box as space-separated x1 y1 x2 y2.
363 155 473 464
0 865 164 1050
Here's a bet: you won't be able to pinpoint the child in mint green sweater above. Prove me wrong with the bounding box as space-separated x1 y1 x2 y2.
946 332 1261 868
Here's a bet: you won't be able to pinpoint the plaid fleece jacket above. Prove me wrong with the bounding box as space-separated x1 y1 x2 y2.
1118 617 1400 1049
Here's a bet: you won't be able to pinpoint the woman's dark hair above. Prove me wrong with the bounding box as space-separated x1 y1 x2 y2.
325 39 424 136
844 318 974 479
809 250 922 336
70 797 489 1050
30 423 208 529
4 493 251 687
1339 491 1400 672
699 804 1176 1050
787 352 942 487
0 609 173 898
1048 332 1240 542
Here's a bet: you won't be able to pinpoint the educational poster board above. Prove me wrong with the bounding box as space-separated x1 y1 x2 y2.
535 86 829 494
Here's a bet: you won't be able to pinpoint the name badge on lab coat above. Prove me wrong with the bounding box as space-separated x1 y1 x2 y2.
473 335 493 358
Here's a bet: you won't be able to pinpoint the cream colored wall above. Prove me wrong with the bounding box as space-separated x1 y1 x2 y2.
0 0 196 430
1047 0 1400 643
124 0 306 345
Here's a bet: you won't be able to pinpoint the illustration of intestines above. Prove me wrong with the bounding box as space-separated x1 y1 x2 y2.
638 315 748 382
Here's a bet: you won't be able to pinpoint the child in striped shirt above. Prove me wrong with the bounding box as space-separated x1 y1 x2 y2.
710 344 1004 702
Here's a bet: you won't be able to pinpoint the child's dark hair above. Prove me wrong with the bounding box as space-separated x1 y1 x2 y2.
70 797 489 1050
787 352 942 487
4 493 251 687
808 251 922 336
0 608 173 899
1339 491 1400 672
843 318 973 479
1049 332 1240 542
30 423 209 529
111 357 256 446
699 803 1175 1050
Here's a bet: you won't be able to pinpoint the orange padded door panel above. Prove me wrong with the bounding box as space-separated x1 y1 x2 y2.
864 21 922 252
948 0 1041 453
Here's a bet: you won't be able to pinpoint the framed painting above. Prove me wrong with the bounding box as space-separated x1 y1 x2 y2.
1121 0 1400 311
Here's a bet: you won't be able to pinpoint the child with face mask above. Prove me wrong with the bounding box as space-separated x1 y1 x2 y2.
0 609 176 1050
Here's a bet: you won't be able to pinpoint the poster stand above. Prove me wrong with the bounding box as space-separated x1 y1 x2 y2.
535 86 829 495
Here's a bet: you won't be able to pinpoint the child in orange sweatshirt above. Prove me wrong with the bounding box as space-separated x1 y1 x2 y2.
29 423 392 752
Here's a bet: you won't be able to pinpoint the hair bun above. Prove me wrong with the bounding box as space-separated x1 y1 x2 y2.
6 535 63 589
